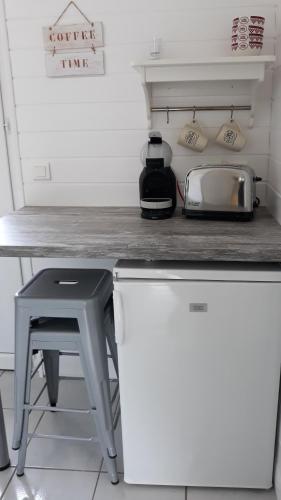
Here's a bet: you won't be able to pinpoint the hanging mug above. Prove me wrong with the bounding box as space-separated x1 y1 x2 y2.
177 109 208 152
215 109 246 152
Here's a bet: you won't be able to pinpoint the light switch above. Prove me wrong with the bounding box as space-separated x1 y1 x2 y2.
33 163 51 181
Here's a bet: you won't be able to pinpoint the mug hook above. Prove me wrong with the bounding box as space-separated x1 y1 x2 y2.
230 105 234 122
192 106 196 123
166 106 170 125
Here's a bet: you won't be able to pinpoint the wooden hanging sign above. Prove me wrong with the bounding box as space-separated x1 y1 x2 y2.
45 50 105 77
43 2 105 78
42 22 103 51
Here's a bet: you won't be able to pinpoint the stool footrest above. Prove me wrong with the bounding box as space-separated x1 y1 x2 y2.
59 351 80 357
24 404 93 414
28 432 99 443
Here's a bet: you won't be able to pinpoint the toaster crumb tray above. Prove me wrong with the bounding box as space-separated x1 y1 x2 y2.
182 209 254 222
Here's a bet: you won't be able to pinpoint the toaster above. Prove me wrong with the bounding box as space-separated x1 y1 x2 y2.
183 164 262 221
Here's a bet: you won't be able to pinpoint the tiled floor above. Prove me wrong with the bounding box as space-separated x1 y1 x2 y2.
0 370 278 500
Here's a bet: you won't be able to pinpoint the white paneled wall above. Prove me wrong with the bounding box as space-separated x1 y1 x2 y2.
3 0 278 207
268 5 281 221
269 4 281 499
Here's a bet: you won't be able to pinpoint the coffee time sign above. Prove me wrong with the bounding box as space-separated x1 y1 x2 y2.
45 50 104 77
43 22 105 77
43 22 103 50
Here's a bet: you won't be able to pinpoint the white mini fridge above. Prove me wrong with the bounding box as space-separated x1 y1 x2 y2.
113 261 281 488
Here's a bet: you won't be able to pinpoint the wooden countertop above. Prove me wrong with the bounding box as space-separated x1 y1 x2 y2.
0 206 281 262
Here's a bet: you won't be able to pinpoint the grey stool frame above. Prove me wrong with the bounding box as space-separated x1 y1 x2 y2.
13 268 119 484
0 391 10 471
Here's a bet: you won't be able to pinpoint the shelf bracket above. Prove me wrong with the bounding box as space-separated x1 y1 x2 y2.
135 65 152 129
142 81 152 129
249 80 259 129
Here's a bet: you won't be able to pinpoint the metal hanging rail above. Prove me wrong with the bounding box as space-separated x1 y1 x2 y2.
150 104 252 124
151 105 251 113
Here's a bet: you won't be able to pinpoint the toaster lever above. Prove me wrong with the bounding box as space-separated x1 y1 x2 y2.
238 176 245 207
254 176 262 182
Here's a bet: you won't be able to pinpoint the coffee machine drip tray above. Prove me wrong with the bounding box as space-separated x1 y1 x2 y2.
140 198 173 220
140 198 172 209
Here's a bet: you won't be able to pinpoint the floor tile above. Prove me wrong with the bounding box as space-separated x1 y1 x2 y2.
0 467 14 498
2 468 98 500
25 410 103 471
55 377 118 411
187 487 277 499
0 371 47 409
94 473 185 499
55 377 90 409
3 409 43 466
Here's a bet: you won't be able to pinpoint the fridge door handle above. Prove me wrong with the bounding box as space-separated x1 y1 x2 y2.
113 289 125 345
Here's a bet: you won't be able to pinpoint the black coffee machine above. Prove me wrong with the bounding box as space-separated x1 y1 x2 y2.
139 132 177 219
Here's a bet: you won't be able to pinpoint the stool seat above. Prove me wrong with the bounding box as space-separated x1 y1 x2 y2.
13 267 119 484
18 268 112 303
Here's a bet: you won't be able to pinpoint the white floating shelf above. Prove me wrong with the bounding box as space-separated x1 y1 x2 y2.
132 56 276 128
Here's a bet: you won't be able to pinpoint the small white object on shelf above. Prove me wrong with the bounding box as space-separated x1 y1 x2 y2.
149 37 161 59
132 55 275 128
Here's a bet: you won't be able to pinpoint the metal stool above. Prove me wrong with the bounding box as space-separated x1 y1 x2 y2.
12 268 119 484
0 391 10 471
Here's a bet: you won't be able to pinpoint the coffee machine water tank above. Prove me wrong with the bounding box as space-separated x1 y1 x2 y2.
139 132 177 220
140 131 172 167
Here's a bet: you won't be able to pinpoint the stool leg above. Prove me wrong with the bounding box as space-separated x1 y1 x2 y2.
104 303 119 378
78 306 118 481
0 392 10 471
12 306 31 450
93 408 119 485
78 306 116 455
43 350 60 407
16 343 33 476
79 344 118 484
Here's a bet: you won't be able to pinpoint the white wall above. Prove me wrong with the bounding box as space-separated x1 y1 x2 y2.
0 76 22 367
267 4 281 497
3 0 278 207
268 3 281 221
